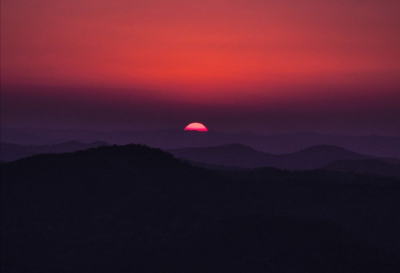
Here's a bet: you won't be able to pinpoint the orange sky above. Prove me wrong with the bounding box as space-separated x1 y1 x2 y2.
1 0 400 134
2 0 400 95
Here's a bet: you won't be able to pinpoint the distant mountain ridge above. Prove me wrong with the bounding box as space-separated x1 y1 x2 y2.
168 144 400 172
3 141 399 177
0 141 109 162
2 127 400 157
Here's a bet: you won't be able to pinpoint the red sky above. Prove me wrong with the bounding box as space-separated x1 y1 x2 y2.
1 0 400 134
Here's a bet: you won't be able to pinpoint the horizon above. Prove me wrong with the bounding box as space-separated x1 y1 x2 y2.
2 125 400 138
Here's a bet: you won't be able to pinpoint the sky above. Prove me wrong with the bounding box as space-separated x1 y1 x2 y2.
1 0 400 135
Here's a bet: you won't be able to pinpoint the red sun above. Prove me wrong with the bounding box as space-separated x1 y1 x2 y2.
184 122 208 132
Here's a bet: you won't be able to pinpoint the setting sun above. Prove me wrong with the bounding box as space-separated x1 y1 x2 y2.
184 122 208 132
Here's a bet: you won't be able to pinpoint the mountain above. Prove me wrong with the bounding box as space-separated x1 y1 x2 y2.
272 145 400 170
324 159 400 177
2 127 400 157
168 144 400 170
0 141 109 162
2 144 400 272
168 143 275 168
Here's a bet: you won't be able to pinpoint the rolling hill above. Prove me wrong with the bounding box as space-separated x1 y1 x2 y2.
324 159 400 177
2 127 400 158
2 144 400 272
0 141 109 162
168 144 400 170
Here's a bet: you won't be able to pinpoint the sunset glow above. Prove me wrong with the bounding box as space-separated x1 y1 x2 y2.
1 0 400 135
2 0 400 92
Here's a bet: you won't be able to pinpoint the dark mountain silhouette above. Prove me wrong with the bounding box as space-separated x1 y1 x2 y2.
2 144 400 272
168 144 400 171
168 144 275 168
2 127 400 157
324 159 400 177
0 141 109 162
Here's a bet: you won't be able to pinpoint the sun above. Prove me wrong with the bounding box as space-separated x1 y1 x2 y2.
184 122 208 132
